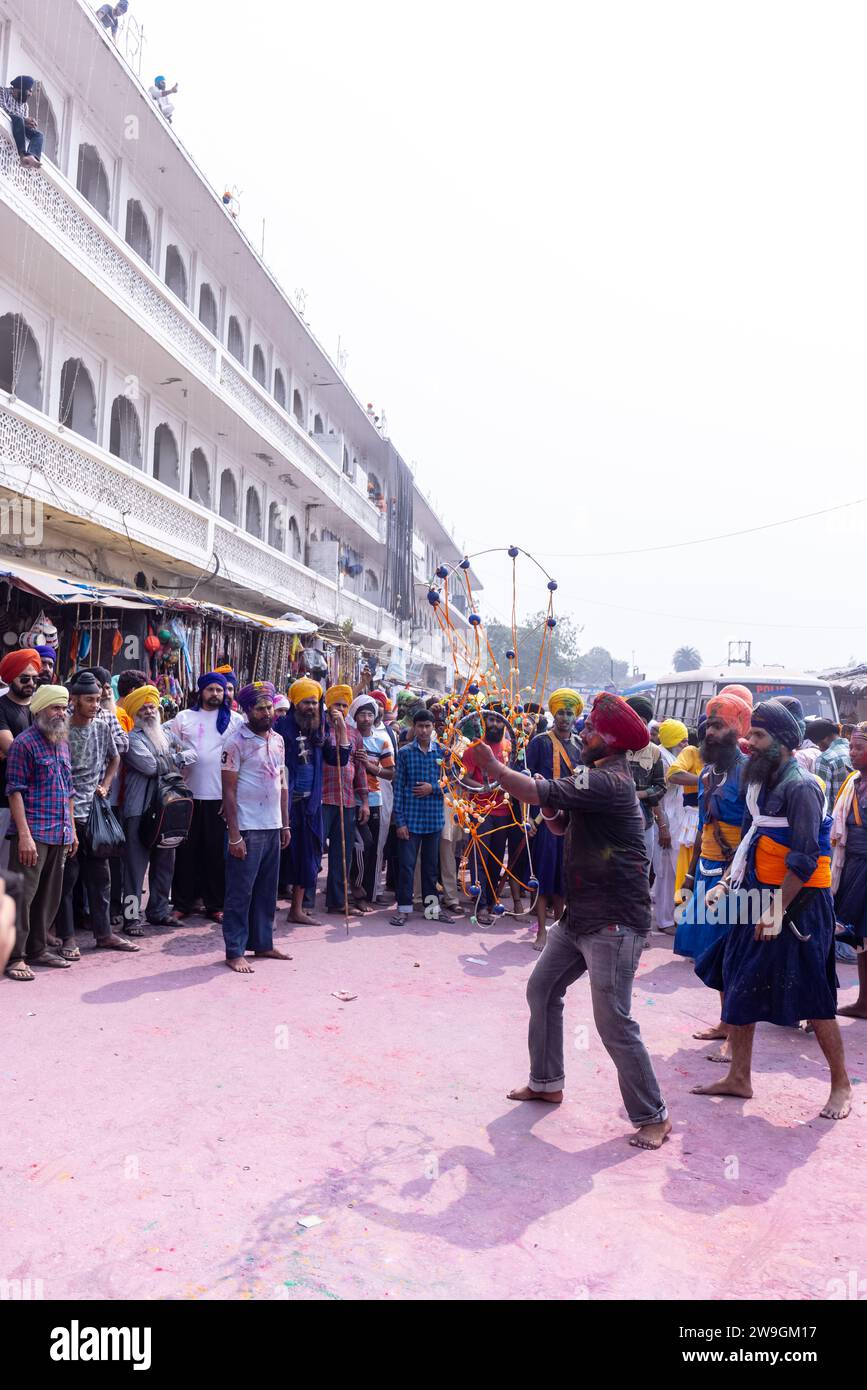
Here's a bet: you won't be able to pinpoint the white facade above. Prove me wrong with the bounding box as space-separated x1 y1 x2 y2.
0 0 478 685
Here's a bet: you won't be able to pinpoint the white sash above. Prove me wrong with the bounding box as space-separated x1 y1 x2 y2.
729 780 788 889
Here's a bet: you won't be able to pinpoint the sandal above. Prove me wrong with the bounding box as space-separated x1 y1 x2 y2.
60 945 81 961
29 953 71 969
6 962 35 981
206 911 223 925
476 910 494 925
389 913 408 926
123 923 146 937
94 937 140 952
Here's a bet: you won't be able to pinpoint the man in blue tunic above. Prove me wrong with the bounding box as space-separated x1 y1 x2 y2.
275 679 325 925
692 700 851 1120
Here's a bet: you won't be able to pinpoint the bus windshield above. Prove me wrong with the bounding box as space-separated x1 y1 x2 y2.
738 682 836 720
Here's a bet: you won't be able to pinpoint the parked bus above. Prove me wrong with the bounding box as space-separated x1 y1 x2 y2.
653 667 839 728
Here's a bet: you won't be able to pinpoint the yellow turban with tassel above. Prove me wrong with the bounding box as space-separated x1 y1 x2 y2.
324 683 353 709
548 688 584 716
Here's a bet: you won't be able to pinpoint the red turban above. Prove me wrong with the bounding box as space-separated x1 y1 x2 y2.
706 693 751 738
719 683 753 708
0 648 42 684
370 690 389 708
590 692 651 752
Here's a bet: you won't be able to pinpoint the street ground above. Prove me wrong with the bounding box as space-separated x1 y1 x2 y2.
2 903 865 1301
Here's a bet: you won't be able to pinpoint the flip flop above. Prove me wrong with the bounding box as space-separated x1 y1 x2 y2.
122 923 146 937
5 963 35 981
60 946 81 961
95 938 140 952
389 913 408 926
29 953 71 968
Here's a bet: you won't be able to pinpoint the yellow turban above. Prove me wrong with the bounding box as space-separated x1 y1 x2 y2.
324 683 353 709
659 718 688 749
30 684 69 716
548 688 584 716
121 685 161 720
289 678 322 705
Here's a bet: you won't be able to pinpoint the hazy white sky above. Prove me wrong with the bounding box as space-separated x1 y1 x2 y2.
128 0 866 677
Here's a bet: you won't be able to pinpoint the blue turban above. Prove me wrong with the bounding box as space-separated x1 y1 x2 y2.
751 699 802 752
777 695 806 742
238 681 276 713
35 645 56 664
11 76 35 95
197 672 229 733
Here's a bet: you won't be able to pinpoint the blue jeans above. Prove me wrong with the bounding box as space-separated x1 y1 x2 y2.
397 830 439 914
10 115 44 161
322 802 356 911
526 919 666 1127
222 829 280 959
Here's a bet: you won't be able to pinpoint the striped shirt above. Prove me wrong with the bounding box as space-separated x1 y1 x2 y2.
0 88 29 120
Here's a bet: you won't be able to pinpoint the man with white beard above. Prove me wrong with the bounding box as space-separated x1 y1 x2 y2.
120 686 196 936
3 686 76 979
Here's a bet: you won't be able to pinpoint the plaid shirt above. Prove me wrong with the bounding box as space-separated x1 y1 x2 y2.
321 725 368 809
5 724 74 844
815 737 853 809
394 738 445 834
0 87 29 121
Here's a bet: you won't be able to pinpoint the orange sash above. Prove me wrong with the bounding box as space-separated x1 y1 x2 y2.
754 834 831 888
547 732 573 781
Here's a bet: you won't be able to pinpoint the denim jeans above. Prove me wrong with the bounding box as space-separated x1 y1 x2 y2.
10 114 44 161
526 919 667 1126
397 830 439 913
222 828 280 959
322 802 356 911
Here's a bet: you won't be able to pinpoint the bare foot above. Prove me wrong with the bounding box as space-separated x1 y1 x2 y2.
837 1002 867 1020
507 1085 563 1103
629 1116 672 1150
253 948 292 960
226 957 254 973
820 1085 852 1120
693 1025 727 1041
691 1075 753 1099
532 931 547 952
706 1040 732 1064
288 911 320 925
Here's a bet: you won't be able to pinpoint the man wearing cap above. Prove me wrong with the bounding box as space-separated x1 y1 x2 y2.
525 689 583 949
149 75 178 122
321 685 370 915
274 679 325 925
692 699 851 1121
0 76 44 167
4 685 75 979
221 683 291 973
54 670 136 955
120 686 196 936
0 648 41 871
97 1 129 40
654 719 689 934
167 672 243 923
348 694 395 908
470 692 670 1150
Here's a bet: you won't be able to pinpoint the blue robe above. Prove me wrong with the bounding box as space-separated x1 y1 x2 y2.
525 731 581 896
674 751 747 960
275 707 324 894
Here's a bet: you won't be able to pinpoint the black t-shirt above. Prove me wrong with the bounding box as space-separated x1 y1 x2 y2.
0 695 33 808
537 752 652 934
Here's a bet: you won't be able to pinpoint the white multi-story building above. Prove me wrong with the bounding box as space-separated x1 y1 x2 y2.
0 0 478 688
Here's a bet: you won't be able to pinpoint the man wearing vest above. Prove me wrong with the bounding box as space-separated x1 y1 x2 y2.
525 688 583 949
692 699 851 1121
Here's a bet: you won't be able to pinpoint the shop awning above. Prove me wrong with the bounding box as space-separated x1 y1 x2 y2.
0 562 101 603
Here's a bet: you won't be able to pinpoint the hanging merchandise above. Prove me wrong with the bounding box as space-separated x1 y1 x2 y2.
111 629 123 658
21 610 59 649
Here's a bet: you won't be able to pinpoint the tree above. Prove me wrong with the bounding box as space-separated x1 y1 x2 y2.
482 612 627 691
672 645 702 672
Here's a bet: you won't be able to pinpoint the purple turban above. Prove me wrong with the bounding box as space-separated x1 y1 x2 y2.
238 681 276 713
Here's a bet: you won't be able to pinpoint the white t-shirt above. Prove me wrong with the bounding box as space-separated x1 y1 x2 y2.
221 725 286 831
168 706 244 800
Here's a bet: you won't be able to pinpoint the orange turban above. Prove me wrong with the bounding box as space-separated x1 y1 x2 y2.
324 684 353 709
706 693 751 738
719 684 753 708
0 648 41 684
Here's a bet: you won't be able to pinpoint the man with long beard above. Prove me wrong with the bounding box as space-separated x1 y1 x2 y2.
692 699 851 1121
469 692 671 1151
168 672 243 923
462 705 525 924
120 686 197 936
4 686 76 979
275 679 325 926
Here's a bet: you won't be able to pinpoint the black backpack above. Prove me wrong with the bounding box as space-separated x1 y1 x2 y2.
139 752 194 851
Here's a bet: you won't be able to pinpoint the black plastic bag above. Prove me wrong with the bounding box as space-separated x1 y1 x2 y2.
86 793 126 858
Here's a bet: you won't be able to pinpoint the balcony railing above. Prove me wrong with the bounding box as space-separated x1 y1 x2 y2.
0 124 388 547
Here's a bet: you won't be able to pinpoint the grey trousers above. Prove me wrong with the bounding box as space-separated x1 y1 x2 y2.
8 839 68 962
123 816 176 924
526 919 667 1127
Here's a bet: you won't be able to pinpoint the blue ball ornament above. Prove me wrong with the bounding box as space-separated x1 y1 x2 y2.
459 557 471 570
505 649 516 661
547 579 558 591
547 617 557 629
436 565 449 580
507 545 519 559
468 683 480 695
427 589 440 606
493 903 506 916
528 877 539 891
468 883 482 897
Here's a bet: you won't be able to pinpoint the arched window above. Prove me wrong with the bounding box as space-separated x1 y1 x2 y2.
245 486 262 538
59 358 97 441
273 368 286 409
288 515 302 559
268 502 284 551
124 199 152 264
219 469 238 523
29 84 59 164
76 144 111 219
313 413 324 435
153 422 180 490
0 313 42 409
109 395 142 468
188 447 211 507
252 345 267 386
198 283 219 335
364 568 379 596
227 316 245 365
292 388 304 424
165 245 188 304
